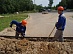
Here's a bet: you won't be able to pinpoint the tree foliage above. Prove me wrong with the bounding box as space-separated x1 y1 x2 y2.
56 0 73 9
66 0 73 9
36 4 43 12
48 0 53 9
0 0 34 14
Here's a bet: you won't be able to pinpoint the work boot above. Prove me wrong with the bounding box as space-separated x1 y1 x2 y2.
15 32 19 39
21 33 25 39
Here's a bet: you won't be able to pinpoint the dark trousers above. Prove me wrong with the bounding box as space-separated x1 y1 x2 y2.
51 30 64 42
15 32 25 39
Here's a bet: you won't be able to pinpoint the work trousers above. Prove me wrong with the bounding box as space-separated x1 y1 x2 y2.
15 32 25 39
52 30 64 42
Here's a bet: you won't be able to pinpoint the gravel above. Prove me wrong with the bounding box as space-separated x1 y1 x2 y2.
0 38 73 54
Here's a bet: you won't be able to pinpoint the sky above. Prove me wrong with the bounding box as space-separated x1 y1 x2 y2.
32 0 61 7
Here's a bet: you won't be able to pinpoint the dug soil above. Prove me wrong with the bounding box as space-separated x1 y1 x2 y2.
0 36 73 54
0 27 73 54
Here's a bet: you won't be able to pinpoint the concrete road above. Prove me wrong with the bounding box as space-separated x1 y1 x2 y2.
26 12 73 37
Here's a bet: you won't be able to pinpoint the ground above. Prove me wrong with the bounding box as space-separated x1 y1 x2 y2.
0 38 73 54
0 12 73 54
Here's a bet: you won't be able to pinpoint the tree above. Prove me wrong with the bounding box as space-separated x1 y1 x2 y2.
48 0 53 9
0 0 34 14
56 0 73 9
36 4 43 12
66 0 73 9
57 0 67 9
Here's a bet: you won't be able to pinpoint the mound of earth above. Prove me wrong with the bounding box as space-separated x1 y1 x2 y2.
0 27 73 54
0 37 73 54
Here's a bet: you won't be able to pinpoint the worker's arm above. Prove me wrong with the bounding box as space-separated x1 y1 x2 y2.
56 17 64 29
10 20 19 27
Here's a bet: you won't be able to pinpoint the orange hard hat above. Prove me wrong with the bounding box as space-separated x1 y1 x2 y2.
57 6 64 11
21 20 27 26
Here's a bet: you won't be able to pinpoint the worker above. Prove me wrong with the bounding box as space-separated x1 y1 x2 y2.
52 6 66 42
10 20 27 39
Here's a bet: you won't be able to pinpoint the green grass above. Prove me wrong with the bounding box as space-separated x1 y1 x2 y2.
0 13 28 31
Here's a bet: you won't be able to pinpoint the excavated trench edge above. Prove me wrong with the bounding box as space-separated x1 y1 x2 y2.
0 35 73 42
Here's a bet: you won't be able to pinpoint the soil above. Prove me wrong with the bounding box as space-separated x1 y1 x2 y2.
0 27 73 54
0 37 73 54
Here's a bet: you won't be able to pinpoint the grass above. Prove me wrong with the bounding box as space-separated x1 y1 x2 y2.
0 13 28 31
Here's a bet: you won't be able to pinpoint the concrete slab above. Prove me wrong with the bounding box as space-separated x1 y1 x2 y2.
26 12 73 37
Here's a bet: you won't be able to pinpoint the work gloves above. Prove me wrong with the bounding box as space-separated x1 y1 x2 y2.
10 24 12 27
21 33 25 38
55 22 58 27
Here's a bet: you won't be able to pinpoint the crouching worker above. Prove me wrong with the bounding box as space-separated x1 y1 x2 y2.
10 20 27 39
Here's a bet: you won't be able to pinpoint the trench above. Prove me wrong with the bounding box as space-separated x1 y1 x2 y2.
0 35 73 42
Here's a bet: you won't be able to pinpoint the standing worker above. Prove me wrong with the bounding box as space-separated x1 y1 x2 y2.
52 6 66 42
10 20 27 39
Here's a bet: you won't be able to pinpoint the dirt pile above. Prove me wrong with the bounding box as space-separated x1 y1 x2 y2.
0 37 73 54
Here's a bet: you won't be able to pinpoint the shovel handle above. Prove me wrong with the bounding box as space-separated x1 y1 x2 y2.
48 26 55 37
11 27 20 34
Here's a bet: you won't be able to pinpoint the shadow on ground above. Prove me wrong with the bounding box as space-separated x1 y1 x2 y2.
0 35 73 42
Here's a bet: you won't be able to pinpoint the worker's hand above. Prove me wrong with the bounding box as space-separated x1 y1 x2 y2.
21 33 25 38
55 22 57 27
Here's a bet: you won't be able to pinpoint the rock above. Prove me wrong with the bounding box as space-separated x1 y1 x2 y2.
0 37 73 54
0 51 5 54
6 51 13 54
0 44 4 49
15 39 29 52
63 51 69 54
13 51 18 54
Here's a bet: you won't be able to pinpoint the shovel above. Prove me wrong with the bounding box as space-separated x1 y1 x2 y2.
11 27 24 39
48 26 55 41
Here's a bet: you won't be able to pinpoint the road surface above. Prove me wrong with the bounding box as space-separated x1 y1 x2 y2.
0 12 73 37
26 12 73 37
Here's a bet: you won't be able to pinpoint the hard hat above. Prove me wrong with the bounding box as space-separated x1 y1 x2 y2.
57 6 64 11
21 20 27 26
